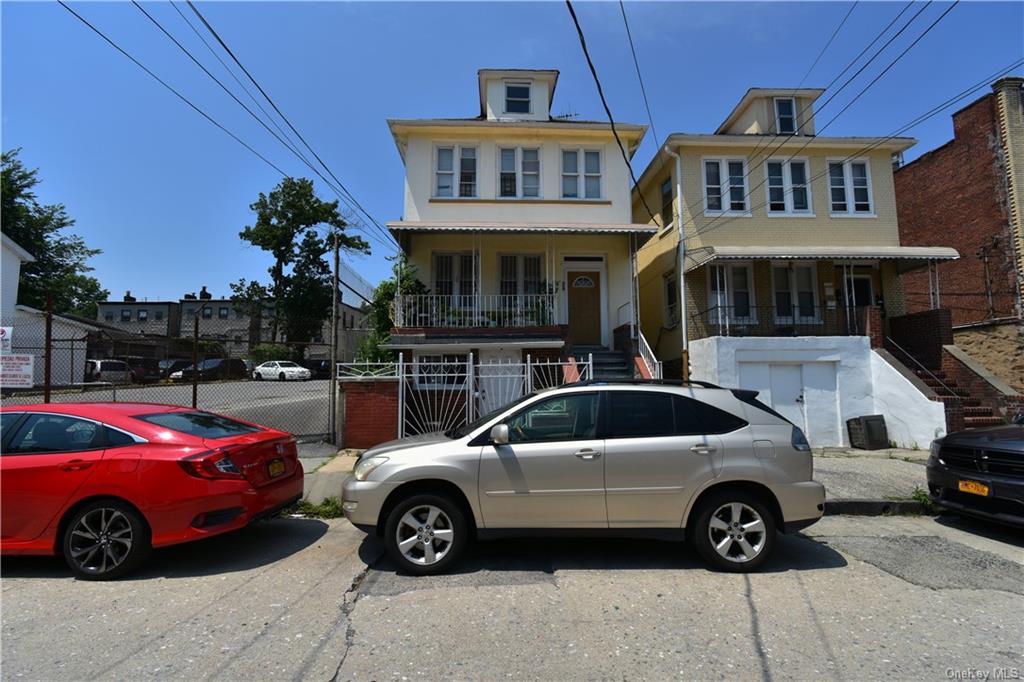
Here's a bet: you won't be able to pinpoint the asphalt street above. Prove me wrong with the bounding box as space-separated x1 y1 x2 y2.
2 514 1021 681
2 380 332 439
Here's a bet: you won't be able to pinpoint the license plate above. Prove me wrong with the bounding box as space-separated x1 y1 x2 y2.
268 459 286 477
958 479 989 497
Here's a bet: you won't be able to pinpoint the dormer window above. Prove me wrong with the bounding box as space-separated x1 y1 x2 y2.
774 98 796 134
504 82 531 114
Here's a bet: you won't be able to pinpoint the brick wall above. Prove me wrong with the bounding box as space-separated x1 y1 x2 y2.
894 93 1018 326
340 380 399 449
942 347 1024 422
888 309 954 369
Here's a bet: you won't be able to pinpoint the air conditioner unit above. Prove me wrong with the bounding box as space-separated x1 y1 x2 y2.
846 415 889 450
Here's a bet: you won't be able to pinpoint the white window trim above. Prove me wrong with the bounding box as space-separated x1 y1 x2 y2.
770 261 821 324
763 157 815 217
663 270 679 327
498 253 545 296
560 147 604 200
496 146 542 199
706 262 757 322
701 157 751 217
659 177 675 232
432 251 476 302
433 144 478 199
503 80 532 115
827 157 876 217
773 97 797 135
560 255 609 348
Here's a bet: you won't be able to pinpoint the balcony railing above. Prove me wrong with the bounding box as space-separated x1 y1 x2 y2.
393 294 557 329
691 305 873 339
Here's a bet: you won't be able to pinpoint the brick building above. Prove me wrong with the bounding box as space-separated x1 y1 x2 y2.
894 77 1024 326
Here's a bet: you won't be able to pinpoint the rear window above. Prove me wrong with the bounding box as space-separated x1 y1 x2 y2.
607 392 675 438
134 411 262 439
278 361 299 368
674 396 747 435
101 361 127 371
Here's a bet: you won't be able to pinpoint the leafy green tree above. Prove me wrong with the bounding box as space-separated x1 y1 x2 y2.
1 149 108 317
229 278 271 348
355 258 426 361
240 177 368 341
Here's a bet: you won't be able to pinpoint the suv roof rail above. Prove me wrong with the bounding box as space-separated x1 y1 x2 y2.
572 378 722 389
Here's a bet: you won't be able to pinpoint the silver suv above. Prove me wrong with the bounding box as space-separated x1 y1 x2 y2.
342 380 825 574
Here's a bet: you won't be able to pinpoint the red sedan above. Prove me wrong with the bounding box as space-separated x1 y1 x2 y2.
0 403 304 579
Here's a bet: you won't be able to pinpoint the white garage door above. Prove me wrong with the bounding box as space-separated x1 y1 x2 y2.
738 361 840 446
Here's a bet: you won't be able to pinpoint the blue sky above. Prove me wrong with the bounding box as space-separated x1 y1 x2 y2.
3 1 1022 303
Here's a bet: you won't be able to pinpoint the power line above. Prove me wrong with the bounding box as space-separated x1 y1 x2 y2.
796 1 859 89
184 1 398 250
131 1 397 254
618 0 658 149
565 0 657 222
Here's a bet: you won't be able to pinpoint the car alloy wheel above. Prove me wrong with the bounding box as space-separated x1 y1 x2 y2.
68 508 133 575
279 372 286 381
707 502 767 564
395 504 455 566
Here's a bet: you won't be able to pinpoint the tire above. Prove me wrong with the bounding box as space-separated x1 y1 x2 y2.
61 500 151 580
253 372 262 381
278 372 286 381
384 494 467 576
690 490 776 573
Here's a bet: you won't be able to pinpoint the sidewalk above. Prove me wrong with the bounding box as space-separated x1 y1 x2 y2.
301 449 359 504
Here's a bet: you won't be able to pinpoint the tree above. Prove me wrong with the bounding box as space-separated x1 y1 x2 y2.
355 258 426 361
229 278 270 348
1 149 109 317
240 177 368 342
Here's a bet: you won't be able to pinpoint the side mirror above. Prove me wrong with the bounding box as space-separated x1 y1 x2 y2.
490 424 509 445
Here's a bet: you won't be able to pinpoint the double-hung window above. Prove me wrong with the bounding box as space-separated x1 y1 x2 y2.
121 309 131 322
435 146 477 198
504 82 531 114
434 253 475 307
703 159 748 213
137 309 148 322
765 159 812 214
499 147 540 198
663 270 678 325
660 177 673 229
774 98 797 134
561 149 602 199
499 255 543 296
773 263 818 321
828 160 873 215
708 264 754 320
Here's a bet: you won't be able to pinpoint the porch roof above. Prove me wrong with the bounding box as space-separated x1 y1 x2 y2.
387 221 657 236
683 245 960 273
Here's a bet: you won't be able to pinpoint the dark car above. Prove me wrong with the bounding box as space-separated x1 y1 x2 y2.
159 359 191 379
118 356 161 383
927 424 1024 527
170 358 248 382
301 359 332 380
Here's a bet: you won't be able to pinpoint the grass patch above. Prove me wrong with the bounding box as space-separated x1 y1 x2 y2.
911 486 941 515
293 496 345 518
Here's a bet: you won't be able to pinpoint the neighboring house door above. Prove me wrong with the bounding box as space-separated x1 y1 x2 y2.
568 271 601 345
842 275 874 308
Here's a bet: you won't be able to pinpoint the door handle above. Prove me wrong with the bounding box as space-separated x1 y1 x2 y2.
59 459 93 472
690 445 717 455
574 448 601 460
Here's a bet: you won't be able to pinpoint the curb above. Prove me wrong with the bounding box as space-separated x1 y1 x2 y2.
824 499 928 516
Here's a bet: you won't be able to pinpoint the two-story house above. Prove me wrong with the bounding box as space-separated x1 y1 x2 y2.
633 88 962 447
385 69 654 382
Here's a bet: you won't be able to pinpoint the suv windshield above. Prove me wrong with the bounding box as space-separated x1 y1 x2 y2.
134 411 261 438
444 392 536 439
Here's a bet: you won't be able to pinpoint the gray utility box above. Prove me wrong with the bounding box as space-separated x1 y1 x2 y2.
847 415 889 450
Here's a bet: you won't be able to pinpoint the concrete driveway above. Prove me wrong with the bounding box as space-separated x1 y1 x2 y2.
2 514 1021 680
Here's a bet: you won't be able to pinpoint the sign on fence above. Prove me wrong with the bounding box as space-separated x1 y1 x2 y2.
0 327 11 354
1 353 34 388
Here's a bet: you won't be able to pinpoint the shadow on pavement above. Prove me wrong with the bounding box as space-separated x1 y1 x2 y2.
0 517 329 580
362 529 847 580
932 512 1024 547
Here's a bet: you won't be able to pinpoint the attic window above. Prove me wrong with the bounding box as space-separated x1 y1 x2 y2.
505 82 531 114
774 98 796 134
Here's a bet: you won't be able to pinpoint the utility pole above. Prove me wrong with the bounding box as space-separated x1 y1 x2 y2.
191 312 199 409
665 146 689 381
329 233 340 444
43 295 52 403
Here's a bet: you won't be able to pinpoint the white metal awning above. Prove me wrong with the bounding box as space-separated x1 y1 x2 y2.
684 245 960 273
387 221 658 235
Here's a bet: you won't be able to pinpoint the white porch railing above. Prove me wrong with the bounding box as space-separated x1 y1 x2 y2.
393 294 557 328
637 329 663 379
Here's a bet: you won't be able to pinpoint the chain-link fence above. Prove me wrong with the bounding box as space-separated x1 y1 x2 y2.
0 310 366 443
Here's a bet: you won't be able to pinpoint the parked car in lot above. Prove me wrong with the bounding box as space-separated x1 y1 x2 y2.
0 403 303 579
253 361 312 381
118 356 161 383
300 359 332 380
170 358 248 382
343 379 825 575
159 359 191 379
84 359 131 384
927 423 1024 528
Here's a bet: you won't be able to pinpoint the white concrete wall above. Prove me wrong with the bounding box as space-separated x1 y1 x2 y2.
870 351 948 448
2 241 23 317
690 336 946 448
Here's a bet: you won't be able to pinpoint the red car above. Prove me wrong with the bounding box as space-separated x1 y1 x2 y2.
0 403 304 580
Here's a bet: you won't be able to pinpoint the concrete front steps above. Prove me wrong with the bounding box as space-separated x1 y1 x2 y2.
575 347 634 380
914 368 1005 428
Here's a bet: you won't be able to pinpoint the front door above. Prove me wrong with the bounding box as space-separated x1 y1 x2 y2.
567 271 601 345
842 275 874 308
477 392 606 528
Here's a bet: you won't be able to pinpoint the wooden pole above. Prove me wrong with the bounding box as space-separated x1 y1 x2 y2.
44 296 53 403
329 233 339 443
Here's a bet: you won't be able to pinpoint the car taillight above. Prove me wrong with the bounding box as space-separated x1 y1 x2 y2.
791 426 811 452
178 448 245 480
